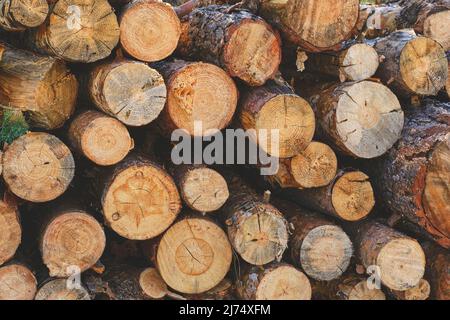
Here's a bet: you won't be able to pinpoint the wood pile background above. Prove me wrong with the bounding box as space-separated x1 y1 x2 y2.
0 0 448 300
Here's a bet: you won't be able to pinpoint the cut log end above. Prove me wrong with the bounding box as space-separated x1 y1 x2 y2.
9 0 49 29
331 171 375 221
0 200 21 266
156 218 232 294
120 1 181 62
180 167 229 212
377 238 425 291
0 264 37 300
223 19 281 86
392 278 431 300
342 44 379 81
255 265 312 300
423 10 450 51
347 280 386 300
400 36 448 96
102 163 181 240
139 267 167 299
2 133 75 203
166 62 237 135
290 141 338 188
41 211 106 278
300 225 353 281
35 279 90 300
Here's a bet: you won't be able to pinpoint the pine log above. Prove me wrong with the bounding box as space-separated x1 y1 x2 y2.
306 43 380 82
309 80 404 159
2 132 75 203
89 59 166 127
353 221 426 291
221 174 289 265
0 0 49 31
239 80 315 158
120 0 181 62
422 242 449 300
35 278 90 300
68 110 133 166
266 141 338 189
374 30 448 97
155 59 237 136
0 199 21 266
284 169 375 222
373 99 449 248
0 42 78 130
445 56 450 99
0 263 37 300
312 274 386 300
27 0 120 63
236 263 312 300
389 278 431 300
154 216 232 294
177 5 281 86
95 154 181 240
186 278 234 300
360 4 402 38
272 199 353 281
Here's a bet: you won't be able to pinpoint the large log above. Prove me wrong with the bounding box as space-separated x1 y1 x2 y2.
0 0 48 31
2 132 75 203
308 80 404 159
120 0 181 62
238 80 315 158
422 242 449 300
35 278 90 300
236 263 312 300
0 199 21 266
154 59 237 136
373 99 449 248
27 0 120 63
374 30 448 97
0 42 78 130
0 263 37 300
177 5 281 86
68 110 133 166
89 59 166 127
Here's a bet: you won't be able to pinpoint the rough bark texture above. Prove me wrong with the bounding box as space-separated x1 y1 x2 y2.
422 241 449 300
0 0 49 32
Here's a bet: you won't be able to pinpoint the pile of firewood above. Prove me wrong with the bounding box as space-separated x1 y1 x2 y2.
0 0 448 300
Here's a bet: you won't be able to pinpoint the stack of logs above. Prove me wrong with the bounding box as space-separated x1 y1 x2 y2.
0 0 448 300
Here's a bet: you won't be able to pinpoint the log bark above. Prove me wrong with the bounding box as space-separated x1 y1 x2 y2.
221 173 289 266
89 59 166 127
0 263 37 300
0 42 78 130
236 263 312 300
238 80 315 158
177 5 281 86
2 132 75 203
373 99 450 248
27 0 120 63
389 278 431 300
422 241 449 300
68 110 134 166
35 278 91 300
0 0 48 31
0 198 21 266
284 168 375 222
120 0 181 62
154 59 237 136
153 216 232 294
309 80 404 159
352 221 426 291
273 199 353 281
374 30 448 97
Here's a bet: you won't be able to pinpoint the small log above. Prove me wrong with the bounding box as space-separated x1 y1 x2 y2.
236 263 312 300
389 278 431 300
284 169 375 222
273 199 353 281
120 0 181 62
0 199 21 266
0 263 37 300
177 5 281 86
374 30 448 97
154 216 232 294
0 0 49 31
422 241 449 300
353 221 426 291
89 59 166 127
155 59 237 136
310 80 404 159
0 42 78 130
238 80 315 158
2 132 75 203
68 110 133 166
35 278 90 300
27 0 120 63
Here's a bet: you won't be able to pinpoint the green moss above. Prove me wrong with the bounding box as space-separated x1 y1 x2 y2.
0 109 29 147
